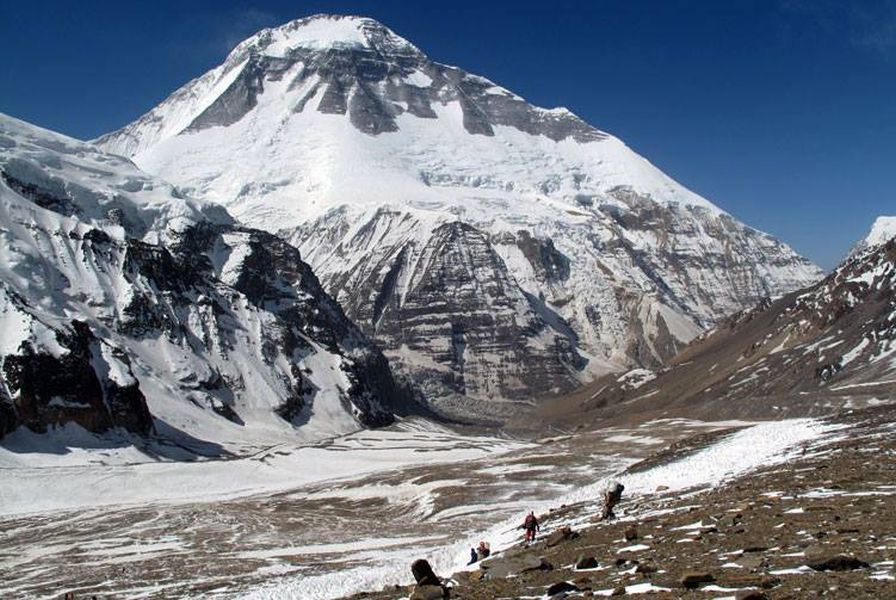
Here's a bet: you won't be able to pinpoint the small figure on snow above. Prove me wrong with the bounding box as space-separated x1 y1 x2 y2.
476 540 491 559
601 481 625 520
520 511 540 545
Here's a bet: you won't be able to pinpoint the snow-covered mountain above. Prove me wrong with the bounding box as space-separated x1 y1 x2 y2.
95 14 822 419
851 215 896 257
0 113 413 450
551 220 896 423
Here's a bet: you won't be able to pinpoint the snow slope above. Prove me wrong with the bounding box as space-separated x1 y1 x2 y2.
0 112 410 450
95 14 823 417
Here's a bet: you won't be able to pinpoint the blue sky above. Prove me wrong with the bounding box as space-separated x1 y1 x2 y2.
1 0 893 268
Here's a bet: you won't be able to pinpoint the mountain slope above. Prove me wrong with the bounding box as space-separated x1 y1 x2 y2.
0 112 412 450
538 220 896 424
95 14 822 418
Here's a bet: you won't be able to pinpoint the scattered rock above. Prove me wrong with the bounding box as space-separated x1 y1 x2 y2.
634 562 657 574
409 585 448 600
655 485 669 492
807 555 870 572
735 591 768 600
742 545 767 553
575 555 599 569
547 581 580 596
546 526 577 547
680 571 715 589
610 586 626 596
519 556 554 573
736 555 763 570
624 526 638 541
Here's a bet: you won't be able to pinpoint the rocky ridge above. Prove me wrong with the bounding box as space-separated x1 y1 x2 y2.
537 225 896 425
0 113 413 448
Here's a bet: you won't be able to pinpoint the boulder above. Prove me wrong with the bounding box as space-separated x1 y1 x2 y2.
411 559 442 586
634 562 657 574
807 555 870 572
410 585 448 600
736 555 763 570
520 556 555 573
624 526 638 541
575 556 598 570
547 581 580 596
546 526 577 547
735 592 768 600
483 554 553 578
680 571 715 589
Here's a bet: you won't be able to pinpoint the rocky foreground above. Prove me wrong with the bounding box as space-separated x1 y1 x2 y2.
346 404 896 599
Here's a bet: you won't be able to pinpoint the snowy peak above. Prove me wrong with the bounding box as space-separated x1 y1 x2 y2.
863 216 896 249
227 14 422 60
95 13 613 164
847 215 896 261
92 15 824 419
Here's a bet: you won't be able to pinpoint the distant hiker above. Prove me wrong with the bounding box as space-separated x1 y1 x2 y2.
521 511 540 544
601 481 625 520
467 547 478 565
477 540 491 559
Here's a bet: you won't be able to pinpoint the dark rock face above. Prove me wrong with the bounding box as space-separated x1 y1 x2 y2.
0 133 415 442
292 212 585 420
169 16 607 142
1 313 152 436
172 222 411 426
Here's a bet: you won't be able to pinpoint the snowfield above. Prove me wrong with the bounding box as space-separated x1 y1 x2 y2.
0 416 841 599
240 418 835 600
0 419 528 517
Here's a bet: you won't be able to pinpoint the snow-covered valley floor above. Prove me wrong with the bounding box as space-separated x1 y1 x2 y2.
0 417 832 599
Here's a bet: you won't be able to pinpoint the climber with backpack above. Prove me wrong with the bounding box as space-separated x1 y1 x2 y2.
520 511 540 545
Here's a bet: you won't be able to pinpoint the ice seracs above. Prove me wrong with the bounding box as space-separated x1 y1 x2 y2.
95 14 823 419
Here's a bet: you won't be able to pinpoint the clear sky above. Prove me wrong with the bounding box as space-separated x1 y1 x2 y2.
1 0 893 269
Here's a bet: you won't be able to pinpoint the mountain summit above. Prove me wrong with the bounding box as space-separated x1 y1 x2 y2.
95 14 823 420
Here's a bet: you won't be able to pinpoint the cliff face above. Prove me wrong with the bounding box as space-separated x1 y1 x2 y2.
0 113 412 446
